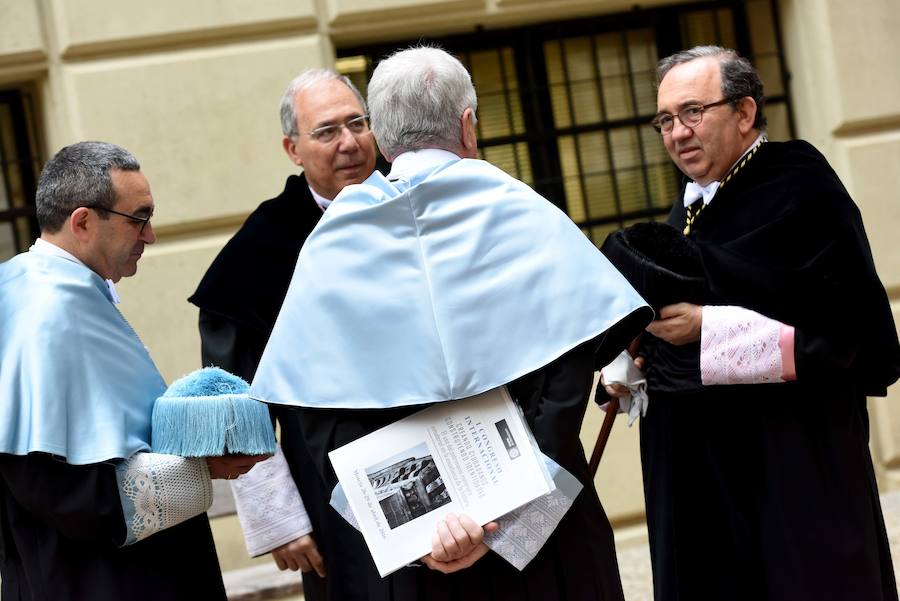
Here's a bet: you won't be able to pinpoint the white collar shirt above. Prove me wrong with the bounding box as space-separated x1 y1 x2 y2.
388 149 461 182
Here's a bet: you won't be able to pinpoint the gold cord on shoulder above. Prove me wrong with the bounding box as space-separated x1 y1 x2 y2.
683 137 767 235
683 202 705 235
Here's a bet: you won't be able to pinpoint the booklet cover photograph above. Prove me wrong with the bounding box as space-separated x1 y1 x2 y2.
365 442 452 530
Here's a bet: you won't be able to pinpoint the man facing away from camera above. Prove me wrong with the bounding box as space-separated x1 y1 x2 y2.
249 46 653 601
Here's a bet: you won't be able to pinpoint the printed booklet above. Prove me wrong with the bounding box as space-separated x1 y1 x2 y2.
328 386 555 576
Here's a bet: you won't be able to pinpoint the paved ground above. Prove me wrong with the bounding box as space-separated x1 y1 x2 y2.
617 541 654 601
226 490 900 600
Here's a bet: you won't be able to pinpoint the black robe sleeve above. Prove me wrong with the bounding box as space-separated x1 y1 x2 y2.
699 178 899 395
507 339 594 474
0 452 125 545
0 452 226 601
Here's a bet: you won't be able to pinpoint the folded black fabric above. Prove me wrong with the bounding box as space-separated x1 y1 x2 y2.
600 222 708 313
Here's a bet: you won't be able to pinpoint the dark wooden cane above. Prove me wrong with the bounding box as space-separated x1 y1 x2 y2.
588 397 619 477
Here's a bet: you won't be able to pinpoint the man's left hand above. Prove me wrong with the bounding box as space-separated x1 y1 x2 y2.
645 303 702 345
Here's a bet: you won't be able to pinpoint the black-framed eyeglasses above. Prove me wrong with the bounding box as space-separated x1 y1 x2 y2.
307 115 370 144
651 98 734 134
84 206 152 233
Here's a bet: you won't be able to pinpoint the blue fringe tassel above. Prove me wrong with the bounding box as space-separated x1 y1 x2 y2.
151 367 276 456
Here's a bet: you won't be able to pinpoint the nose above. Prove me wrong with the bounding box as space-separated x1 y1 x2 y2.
140 221 157 244
670 117 694 141
336 126 362 152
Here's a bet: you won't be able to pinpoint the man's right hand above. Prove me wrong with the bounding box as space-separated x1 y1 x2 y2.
206 454 270 480
272 534 326 577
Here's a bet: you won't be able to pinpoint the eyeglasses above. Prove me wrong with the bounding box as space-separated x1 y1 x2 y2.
84 205 152 233
651 98 734 134
307 115 370 144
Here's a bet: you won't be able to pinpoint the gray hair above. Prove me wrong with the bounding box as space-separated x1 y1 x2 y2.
279 69 367 139
367 46 478 160
657 45 767 130
36 141 141 233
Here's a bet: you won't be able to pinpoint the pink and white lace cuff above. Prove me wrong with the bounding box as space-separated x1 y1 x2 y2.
230 443 313 557
700 305 796 385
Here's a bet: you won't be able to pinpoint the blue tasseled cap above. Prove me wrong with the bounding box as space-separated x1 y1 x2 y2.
152 367 276 457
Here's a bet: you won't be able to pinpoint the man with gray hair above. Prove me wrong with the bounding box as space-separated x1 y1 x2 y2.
190 69 378 599
602 46 900 600
250 46 651 599
0 141 264 600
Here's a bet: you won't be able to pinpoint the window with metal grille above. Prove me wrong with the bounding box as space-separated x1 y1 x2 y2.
0 88 41 262
338 0 793 246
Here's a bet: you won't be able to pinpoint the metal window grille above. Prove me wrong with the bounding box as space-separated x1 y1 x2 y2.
0 88 41 262
338 0 793 247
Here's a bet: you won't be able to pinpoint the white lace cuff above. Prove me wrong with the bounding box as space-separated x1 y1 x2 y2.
116 453 213 546
700 305 795 385
230 444 312 556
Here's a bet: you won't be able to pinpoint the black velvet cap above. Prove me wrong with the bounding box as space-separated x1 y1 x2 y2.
600 222 708 313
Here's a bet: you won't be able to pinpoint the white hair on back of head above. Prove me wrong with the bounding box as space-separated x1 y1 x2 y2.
279 69 367 139
367 46 477 160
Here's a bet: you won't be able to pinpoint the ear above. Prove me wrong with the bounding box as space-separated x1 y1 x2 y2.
68 207 93 242
735 97 758 136
282 135 303 167
460 108 478 159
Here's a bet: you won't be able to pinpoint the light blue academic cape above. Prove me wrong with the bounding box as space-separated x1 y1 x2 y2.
251 157 650 409
0 251 166 464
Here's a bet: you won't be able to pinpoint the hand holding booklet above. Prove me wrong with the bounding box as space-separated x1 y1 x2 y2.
328 386 574 577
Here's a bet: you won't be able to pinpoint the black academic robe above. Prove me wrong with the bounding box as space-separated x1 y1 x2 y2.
295 337 629 601
0 453 225 601
189 173 365 601
640 140 900 601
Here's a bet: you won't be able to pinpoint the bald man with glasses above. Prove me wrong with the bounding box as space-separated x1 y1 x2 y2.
190 69 378 600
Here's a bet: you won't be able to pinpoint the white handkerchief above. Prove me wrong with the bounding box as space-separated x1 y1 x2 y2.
601 350 648 426
230 444 312 556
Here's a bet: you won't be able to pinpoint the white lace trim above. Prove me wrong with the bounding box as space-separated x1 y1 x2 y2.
230 444 312 556
119 453 212 544
701 305 785 385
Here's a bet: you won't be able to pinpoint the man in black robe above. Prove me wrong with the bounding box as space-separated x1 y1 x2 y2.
0 141 262 601
607 45 900 601
189 69 377 599
249 47 653 601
